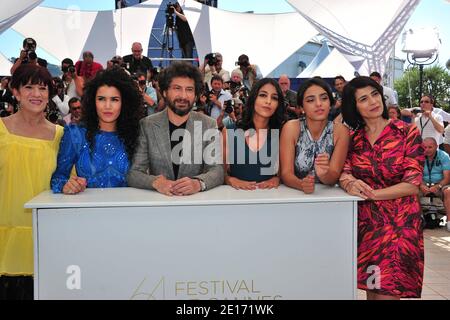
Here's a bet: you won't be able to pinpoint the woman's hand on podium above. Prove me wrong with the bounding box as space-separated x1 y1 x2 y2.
62 176 87 195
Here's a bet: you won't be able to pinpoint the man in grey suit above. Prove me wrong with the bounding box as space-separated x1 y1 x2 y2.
127 62 224 196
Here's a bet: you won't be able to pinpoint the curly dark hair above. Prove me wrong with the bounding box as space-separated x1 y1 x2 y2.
81 67 144 158
341 76 388 130
238 78 285 131
158 61 203 98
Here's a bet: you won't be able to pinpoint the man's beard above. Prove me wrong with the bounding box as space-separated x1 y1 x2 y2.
167 98 194 116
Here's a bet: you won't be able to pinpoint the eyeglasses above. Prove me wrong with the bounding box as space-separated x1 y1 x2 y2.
169 85 195 95
420 100 431 104
71 107 81 111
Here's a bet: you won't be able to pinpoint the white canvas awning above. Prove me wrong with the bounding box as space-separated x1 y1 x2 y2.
287 0 421 76
10 1 162 65
0 0 43 35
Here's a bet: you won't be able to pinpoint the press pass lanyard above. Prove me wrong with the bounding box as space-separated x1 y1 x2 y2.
419 116 431 137
426 153 437 185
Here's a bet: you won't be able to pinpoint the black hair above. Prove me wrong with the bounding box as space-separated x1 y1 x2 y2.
341 76 389 130
238 78 285 131
211 74 223 84
68 97 81 107
158 61 203 97
334 75 346 84
297 77 335 108
369 71 381 79
10 64 54 95
61 58 74 66
81 68 144 158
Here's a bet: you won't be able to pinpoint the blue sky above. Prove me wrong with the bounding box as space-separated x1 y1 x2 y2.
1 0 449 69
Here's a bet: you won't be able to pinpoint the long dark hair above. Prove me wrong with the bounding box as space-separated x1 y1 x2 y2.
81 67 144 157
238 78 285 131
296 77 335 110
341 76 388 130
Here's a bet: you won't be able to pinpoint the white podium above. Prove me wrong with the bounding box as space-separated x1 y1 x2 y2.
25 185 359 300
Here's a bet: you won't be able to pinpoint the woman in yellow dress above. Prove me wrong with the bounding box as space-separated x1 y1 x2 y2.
0 64 64 299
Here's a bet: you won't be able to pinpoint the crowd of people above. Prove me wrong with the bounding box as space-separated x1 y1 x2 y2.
1 33 450 301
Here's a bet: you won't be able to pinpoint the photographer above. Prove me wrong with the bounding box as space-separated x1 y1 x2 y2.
0 76 14 116
206 74 232 119
10 37 48 75
233 54 262 91
60 58 79 99
74 51 103 81
200 52 230 91
172 2 195 59
217 97 243 130
46 77 69 125
122 42 153 75
134 72 158 116
278 74 301 120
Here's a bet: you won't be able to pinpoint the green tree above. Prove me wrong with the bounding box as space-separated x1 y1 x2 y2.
394 65 450 111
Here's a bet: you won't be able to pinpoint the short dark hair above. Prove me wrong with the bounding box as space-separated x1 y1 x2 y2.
10 64 54 95
369 71 382 79
238 78 285 131
158 61 203 97
68 97 80 108
334 75 346 84
61 58 74 66
211 74 223 84
341 76 388 130
297 77 335 108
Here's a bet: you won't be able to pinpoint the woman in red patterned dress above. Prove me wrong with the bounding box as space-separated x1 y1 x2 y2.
339 76 425 300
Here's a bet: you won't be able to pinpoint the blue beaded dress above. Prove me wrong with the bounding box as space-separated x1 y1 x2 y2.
51 124 129 193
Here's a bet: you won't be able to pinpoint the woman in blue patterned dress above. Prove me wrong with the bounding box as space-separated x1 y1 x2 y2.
51 68 143 194
280 77 349 193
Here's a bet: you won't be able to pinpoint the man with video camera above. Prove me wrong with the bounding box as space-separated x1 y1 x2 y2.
206 74 232 120
10 37 48 74
170 2 195 60
232 54 262 91
200 52 230 91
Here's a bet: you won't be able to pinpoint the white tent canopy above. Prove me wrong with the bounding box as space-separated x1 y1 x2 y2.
299 48 356 80
183 0 318 76
10 1 162 65
287 0 421 76
0 53 13 76
0 0 43 35
0 0 419 78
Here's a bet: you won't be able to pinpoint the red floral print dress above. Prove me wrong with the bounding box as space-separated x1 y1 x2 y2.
343 119 425 298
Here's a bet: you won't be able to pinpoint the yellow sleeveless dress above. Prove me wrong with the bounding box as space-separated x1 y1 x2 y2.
0 119 63 276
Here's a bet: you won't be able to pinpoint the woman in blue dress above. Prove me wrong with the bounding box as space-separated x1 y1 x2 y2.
280 77 349 193
51 68 143 194
222 78 285 190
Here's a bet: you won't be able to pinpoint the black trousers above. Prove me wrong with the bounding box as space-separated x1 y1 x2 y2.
0 276 33 300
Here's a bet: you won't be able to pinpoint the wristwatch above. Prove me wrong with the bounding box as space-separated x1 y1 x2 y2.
437 184 443 189
196 179 206 192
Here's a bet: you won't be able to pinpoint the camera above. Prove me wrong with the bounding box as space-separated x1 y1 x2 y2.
62 65 76 74
166 2 175 14
165 2 175 28
224 99 234 114
204 53 217 66
23 38 37 61
411 107 422 115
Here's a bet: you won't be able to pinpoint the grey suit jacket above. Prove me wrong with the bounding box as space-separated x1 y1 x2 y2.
127 109 224 190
